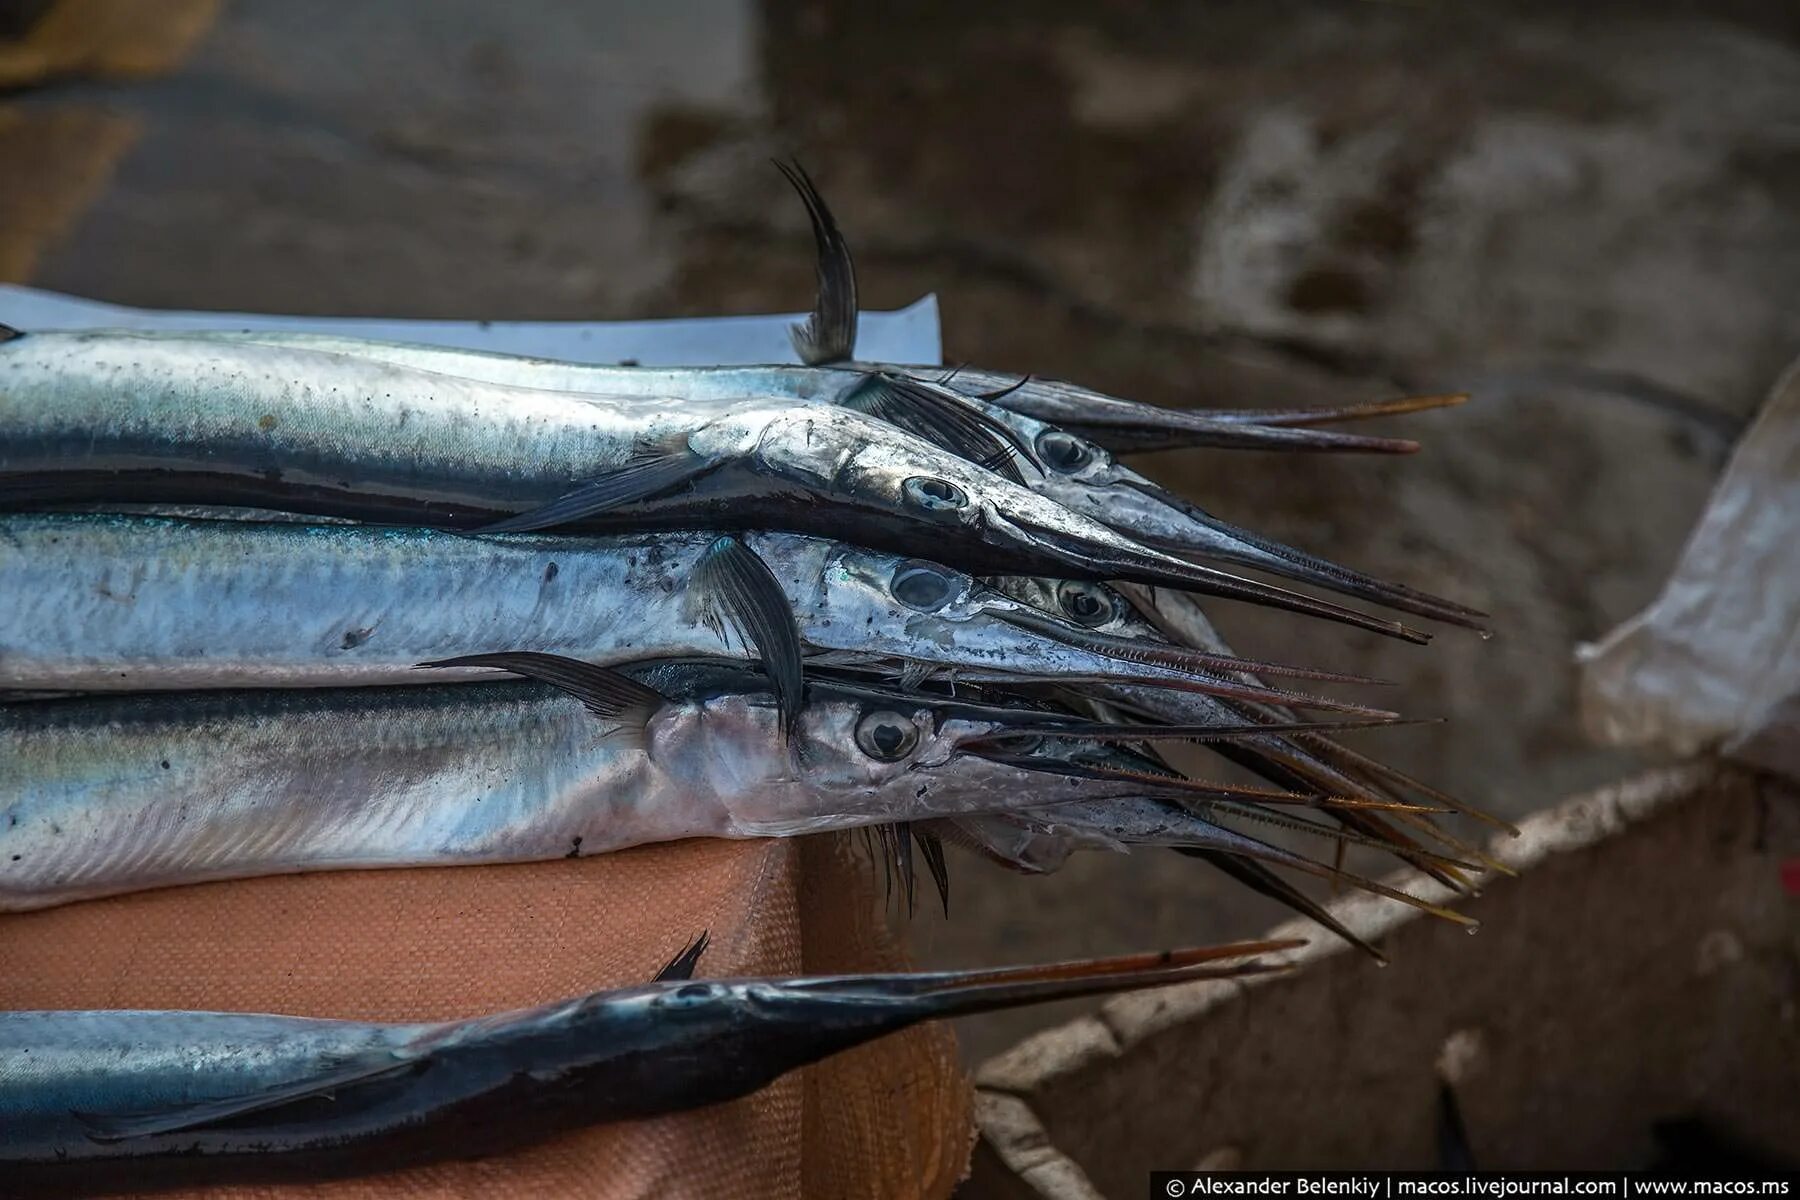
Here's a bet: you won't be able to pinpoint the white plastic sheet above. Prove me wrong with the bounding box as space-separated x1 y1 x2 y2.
1577 356 1800 757
0 285 942 368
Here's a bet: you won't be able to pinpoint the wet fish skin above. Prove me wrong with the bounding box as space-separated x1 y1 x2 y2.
182 332 1481 628
0 661 1330 912
170 327 1431 454
2 333 1425 635
0 512 1339 703
0 940 1294 1195
0 333 1096 571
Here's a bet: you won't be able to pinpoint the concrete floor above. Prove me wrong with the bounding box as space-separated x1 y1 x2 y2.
11 0 1800 1060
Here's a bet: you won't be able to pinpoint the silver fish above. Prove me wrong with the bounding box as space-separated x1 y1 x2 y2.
118 165 1480 629
767 164 1474 626
172 331 1483 630
0 656 1372 912
0 512 1386 716
0 935 1294 1195
0 330 1427 640
161 328 1446 451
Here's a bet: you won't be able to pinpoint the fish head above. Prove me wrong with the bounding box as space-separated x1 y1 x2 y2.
787 545 1380 707
1006 420 1494 633
985 575 1157 640
751 408 1195 582
815 545 1135 657
621 661 1141 810
1006 420 1233 554
814 546 998 629
784 678 1278 820
980 410 1231 557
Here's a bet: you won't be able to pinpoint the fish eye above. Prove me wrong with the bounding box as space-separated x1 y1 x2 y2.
854 709 921 761
1056 581 1117 627
1035 430 1094 473
903 476 968 512
891 562 957 612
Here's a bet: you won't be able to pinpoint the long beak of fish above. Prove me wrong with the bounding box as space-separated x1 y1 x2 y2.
1200 392 1470 429
995 509 1434 644
915 699 1445 816
956 741 1447 817
976 798 1476 927
1100 477 1490 630
1105 392 1470 454
930 702 1410 748
991 386 1466 455
768 938 1301 1014
981 608 1396 716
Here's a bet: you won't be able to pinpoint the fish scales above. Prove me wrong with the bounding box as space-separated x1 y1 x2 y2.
0 675 1219 912
0 331 1438 639
0 513 1358 703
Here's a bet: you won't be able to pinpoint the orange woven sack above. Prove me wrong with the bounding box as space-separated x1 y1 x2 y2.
0 834 975 1199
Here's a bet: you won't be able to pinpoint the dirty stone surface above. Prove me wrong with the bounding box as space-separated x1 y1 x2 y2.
18 0 1800 1061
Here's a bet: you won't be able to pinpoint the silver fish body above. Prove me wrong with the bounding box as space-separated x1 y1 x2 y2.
0 668 1254 912
0 941 1287 1195
157 332 1483 629
165 329 1432 454
1 332 1407 631
0 513 1326 700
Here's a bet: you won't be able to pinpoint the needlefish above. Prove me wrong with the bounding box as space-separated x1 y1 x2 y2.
0 326 1430 642
161 165 1483 630
0 513 1392 721
0 654 1451 914
0 935 1297 1196
171 336 1481 630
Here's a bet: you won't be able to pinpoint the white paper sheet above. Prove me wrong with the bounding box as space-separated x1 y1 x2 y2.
0 285 942 368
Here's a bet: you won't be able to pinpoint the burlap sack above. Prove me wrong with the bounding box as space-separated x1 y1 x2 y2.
0 834 975 1198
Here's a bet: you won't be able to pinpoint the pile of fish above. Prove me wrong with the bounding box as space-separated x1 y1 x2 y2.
0 165 1499 1189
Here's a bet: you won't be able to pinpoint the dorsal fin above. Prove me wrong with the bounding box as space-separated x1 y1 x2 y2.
654 932 711 982
776 158 856 365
